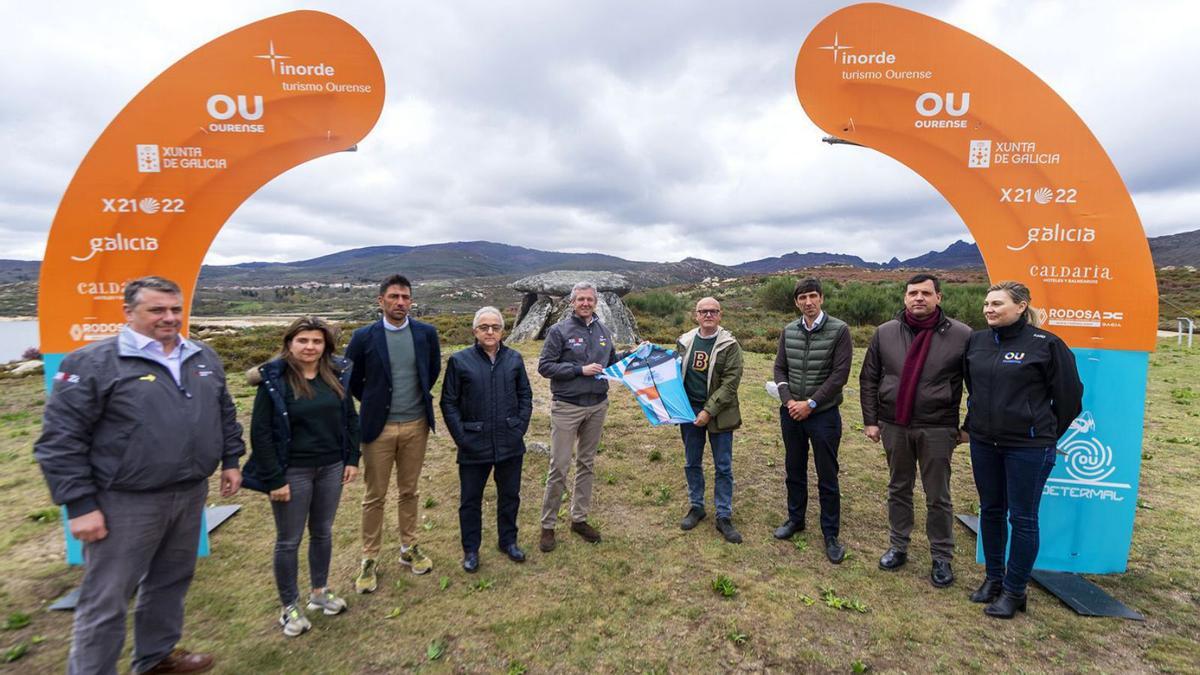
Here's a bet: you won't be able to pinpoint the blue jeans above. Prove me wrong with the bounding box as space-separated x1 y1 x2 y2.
969 441 1055 595
680 422 734 519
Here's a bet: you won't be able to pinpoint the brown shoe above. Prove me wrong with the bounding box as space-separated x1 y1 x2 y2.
143 649 214 674
570 520 602 543
539 528 556 552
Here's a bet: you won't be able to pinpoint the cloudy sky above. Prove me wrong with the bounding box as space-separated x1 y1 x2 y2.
2 0 1197 266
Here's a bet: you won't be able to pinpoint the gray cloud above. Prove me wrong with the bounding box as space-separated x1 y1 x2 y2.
2 0 1196 266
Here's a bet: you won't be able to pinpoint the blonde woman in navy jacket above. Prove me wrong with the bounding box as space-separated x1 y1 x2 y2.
962 282 1082 619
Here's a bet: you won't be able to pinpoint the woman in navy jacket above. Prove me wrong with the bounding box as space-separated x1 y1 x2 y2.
962 282 1083 619
243 316 361 637
439 307 533 573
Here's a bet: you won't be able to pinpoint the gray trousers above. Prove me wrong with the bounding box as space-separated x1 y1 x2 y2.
69 479 207 675
881 423 956 561
541 399 607 528
272 463 344 606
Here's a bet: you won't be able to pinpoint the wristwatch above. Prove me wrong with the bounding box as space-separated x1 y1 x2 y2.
807 399 817 409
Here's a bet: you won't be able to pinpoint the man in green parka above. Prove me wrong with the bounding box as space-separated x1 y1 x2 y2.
675 297 744 543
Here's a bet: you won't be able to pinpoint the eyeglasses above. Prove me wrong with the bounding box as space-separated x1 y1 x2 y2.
476 324 503 333
696 309 720 316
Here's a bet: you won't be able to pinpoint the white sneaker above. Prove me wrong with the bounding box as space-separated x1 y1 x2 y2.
306 588 348 616
279 603 312 637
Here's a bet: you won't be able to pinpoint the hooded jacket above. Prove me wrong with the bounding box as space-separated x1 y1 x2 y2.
963 318 1084 447
676 327 744 432
242 356 361 492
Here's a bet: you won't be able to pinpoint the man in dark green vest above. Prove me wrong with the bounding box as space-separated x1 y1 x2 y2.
772 278 852 564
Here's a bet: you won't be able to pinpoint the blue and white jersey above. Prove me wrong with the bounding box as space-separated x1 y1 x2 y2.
600 344 695 426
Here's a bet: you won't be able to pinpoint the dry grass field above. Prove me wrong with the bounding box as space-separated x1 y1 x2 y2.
0 338 1198 673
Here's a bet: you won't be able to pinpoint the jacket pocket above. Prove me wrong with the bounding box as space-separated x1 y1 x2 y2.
463 421 484 432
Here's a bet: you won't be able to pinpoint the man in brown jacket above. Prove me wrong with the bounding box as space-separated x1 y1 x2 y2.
859 274 971 588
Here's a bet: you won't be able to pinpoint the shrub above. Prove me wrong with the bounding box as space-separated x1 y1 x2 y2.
757 276 797 313
625 290 685 317
20 347 41 361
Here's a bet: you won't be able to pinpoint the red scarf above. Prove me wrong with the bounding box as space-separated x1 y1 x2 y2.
894 308 941 426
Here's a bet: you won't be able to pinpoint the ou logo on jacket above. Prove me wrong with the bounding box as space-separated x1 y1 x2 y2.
1002 351 1025 363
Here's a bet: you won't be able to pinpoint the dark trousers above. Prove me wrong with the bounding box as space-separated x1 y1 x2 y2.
271 463 345 606
970 440 1056 595
780 406 842 538
459 454 524 552
69 480 207 675
881 423 957 561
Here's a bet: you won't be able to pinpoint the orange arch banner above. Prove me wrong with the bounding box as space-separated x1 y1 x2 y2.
796 3 1155 573
39 10 384 362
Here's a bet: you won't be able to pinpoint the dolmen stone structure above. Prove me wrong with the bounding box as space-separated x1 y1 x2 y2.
508 271 639 344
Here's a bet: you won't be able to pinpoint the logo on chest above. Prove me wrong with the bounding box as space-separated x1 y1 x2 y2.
568 337 586 349
691 351 710 372
1002 351 1026 364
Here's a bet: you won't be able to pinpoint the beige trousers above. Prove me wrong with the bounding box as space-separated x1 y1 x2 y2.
361 419 429 557
540 399 608 528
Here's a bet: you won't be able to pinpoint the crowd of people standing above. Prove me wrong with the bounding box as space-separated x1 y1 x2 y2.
33 271 1082 673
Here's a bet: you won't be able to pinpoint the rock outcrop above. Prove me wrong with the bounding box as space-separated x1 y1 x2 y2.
508 271 639 344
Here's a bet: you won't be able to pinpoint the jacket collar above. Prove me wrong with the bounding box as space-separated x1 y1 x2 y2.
991 316 1028 341
472 341 507 361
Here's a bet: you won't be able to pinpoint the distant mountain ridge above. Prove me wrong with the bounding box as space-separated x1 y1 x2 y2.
2 230 1195 286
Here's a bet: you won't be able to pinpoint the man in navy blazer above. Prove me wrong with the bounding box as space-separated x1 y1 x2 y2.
346 274 441 591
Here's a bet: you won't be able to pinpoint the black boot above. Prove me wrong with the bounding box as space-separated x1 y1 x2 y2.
984 589 1027 619
969 578 1002 603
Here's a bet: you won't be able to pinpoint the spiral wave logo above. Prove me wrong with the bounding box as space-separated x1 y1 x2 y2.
1061 434 1117 483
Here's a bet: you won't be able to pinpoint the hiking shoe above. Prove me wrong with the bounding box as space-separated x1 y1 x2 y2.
399 545 433 575
680 506 706 531
355 558 378 594
306 588 348 615
570 520 602 543
715 517 743 544
279 603 311 637
539 528 556 552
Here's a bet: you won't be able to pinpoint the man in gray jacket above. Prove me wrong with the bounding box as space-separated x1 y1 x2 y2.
859 274 971 588
537 281 618 552
35 276 244 675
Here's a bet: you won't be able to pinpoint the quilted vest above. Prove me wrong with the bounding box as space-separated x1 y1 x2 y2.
783 314 847 412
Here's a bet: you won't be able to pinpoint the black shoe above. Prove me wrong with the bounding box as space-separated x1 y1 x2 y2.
773 520 804 540
462 550 479 573
969 578 1003 603
824 536 845 564
498 543 526 563
930 560 955 588
984 589 1027 619
878 548 907 571
680 506 706 531
715 517 743 544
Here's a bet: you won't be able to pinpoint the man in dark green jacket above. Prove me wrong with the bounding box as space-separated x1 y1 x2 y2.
772 278 852 563
675 297 744 543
